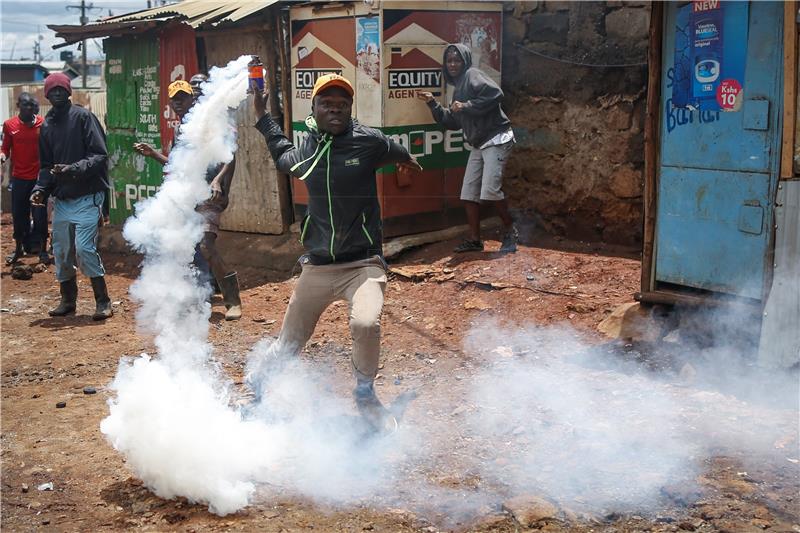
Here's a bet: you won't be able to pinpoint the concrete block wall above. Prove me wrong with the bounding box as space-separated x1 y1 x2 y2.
501 0 650 245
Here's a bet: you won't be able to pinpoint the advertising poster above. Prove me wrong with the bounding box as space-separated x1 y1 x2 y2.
355 17 382 126
672 0 748 111
382 9 501 161
290 17 355 128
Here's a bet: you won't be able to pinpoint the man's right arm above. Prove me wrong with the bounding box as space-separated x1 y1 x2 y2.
0 121 11 163
427 100 462 131
254 114 306 174
32 128 54 197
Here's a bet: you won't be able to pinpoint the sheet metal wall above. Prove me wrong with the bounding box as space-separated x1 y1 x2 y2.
159 24 200 151
1 84 106 128
105 36 164 224
203 29 289 235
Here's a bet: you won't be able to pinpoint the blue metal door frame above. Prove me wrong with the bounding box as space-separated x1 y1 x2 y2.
651 1 784 302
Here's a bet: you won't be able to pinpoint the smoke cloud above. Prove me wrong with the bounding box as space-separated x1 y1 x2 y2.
100 55 798 523
459 318 798 515
101 56 418 516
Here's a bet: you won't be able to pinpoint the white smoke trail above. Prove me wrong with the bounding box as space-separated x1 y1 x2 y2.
101 56 275 515
100 57 419 517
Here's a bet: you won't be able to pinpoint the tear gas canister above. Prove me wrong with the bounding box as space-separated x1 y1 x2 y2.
248 55 265 92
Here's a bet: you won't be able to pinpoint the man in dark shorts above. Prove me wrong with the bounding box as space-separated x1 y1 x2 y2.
419 43 518 254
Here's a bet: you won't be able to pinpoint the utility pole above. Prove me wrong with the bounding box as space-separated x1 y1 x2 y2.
33 26 43 63
66 1 104 88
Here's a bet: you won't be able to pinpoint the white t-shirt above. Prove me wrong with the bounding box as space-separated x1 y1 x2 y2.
479 128 515 150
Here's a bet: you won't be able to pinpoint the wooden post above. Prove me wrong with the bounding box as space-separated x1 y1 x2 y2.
781 0 798 180
641 2 664 295
275 6 292 139
274 5 295 225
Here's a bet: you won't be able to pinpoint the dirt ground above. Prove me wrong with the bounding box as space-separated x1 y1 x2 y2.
2 213 798 532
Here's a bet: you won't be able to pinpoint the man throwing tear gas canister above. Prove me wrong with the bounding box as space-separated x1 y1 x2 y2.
250 74 421 432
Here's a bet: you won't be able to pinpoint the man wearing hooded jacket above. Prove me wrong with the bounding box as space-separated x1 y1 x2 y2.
30 73 112 320
419 43 518 254
251 74 421 431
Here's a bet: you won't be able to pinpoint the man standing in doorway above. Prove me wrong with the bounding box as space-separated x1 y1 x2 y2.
1 92 49 265
418 43 518 254
250 74 421 432
133 79 241 320
30 73 112 320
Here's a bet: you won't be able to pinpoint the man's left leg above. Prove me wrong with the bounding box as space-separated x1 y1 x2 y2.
7 178 34 264
197 204 241 321
342 257 390 430
198 231 241 321
480 141 517 253
73 192 112 320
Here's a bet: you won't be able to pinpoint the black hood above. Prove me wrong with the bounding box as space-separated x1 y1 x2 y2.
442 43 472 85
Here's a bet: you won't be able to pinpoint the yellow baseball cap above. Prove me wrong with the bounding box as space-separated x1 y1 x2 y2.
311 74 354 99
168 80 193 98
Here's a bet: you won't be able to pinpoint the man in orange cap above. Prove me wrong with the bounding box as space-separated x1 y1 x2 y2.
134 79 241 320
250 74 421 432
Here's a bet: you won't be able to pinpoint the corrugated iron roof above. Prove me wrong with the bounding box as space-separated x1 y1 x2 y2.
102 0 279 27
49 0 281 46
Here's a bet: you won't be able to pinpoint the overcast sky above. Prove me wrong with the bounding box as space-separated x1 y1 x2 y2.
1 1 172 62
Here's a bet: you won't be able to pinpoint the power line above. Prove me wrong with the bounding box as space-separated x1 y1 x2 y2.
514 43 647 68
66 1 108 88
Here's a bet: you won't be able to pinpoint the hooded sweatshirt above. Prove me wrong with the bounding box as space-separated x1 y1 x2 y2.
426 43 511 148
256 113 411 264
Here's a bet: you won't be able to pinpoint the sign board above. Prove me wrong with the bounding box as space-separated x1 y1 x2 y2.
672 0 748 112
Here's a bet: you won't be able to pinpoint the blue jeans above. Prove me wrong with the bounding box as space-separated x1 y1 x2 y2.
52 192 106 282
10 177 48 252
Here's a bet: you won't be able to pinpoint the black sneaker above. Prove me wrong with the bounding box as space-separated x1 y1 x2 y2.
38 251 52 265
499 226 519 254
454 239 484 253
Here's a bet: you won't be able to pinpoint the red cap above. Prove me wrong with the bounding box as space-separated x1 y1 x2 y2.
44 72 72 97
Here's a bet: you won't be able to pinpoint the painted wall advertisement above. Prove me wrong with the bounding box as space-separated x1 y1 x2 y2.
289 5 502 227
672 0 748 112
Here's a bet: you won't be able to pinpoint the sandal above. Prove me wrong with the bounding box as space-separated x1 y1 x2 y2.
454 239 484 253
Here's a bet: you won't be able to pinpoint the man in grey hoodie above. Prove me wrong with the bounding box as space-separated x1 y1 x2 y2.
418 43 517 253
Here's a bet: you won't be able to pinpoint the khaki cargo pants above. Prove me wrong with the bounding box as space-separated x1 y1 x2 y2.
276 256 387 382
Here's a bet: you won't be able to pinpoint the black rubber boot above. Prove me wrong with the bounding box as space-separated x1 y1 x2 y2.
90 276 113 321
219 272 242 321
353 380 396 433
48 278 78 316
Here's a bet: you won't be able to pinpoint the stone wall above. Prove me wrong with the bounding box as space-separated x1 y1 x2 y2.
501 0 650 245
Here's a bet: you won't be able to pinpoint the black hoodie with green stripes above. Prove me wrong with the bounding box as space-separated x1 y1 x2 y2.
256 114 411 264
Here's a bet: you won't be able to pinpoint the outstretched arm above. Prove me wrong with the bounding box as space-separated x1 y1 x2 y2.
417 91 461 130
134 142 168 166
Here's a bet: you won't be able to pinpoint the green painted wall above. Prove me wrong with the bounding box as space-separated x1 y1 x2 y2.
105 36 164 224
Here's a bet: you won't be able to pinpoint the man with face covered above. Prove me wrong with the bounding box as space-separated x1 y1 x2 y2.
2 92 48 265
30 73 112 320
133 79 241 320
251 74 421 432
419 44 518 254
